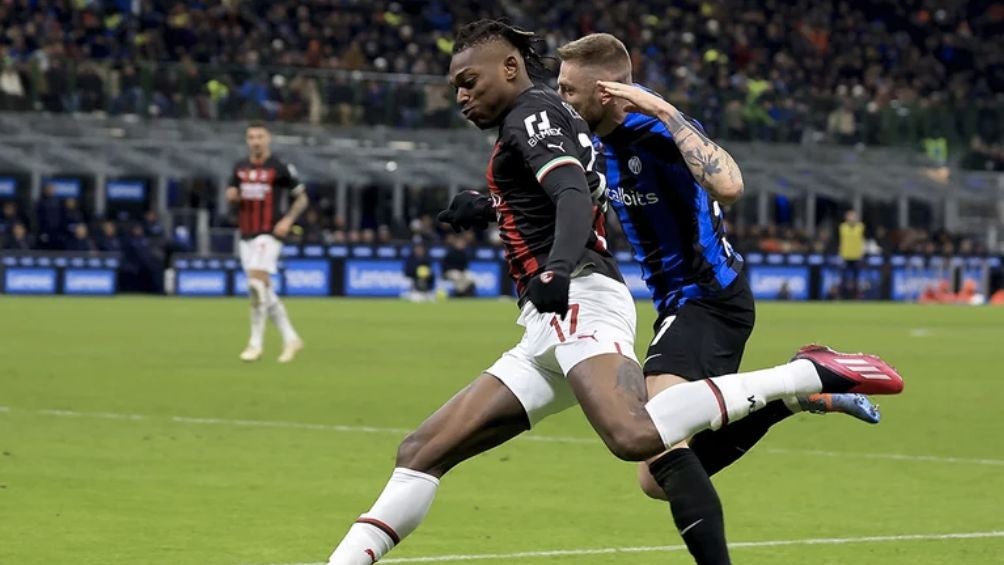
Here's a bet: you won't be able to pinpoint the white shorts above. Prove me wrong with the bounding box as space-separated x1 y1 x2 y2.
486 273 639 427
238 234 282 275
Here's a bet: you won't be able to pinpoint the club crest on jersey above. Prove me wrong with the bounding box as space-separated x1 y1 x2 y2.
523 111 563 147
628 156 643 175
540 271 554 283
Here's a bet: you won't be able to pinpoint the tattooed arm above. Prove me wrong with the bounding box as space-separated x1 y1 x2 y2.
597 81 745 204
658 108 744 204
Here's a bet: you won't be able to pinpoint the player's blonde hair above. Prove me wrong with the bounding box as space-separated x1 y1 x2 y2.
557 33 632 80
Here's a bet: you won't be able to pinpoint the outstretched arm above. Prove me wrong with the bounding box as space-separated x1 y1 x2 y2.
597 81 744 204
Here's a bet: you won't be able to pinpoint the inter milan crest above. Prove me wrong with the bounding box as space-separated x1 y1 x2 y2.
628 156 642 175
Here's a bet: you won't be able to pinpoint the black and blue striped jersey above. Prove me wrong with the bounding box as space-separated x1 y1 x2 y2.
599 111 743 315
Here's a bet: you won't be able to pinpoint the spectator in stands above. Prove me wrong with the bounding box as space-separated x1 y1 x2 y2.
35 184 65 250
963 97 1004 171
143 210 165 240
66 223 97 254
0 200 24 236
111 63 143 116
403 242 435 302
0 59 26 110
3 222 31 250
121 222 163 293
299 208 328 245
442 234 475 298
827 99 858 145
97 220 122 253
409 214 437 245
839 210 866 298
63 197 86 230
76 62 105 113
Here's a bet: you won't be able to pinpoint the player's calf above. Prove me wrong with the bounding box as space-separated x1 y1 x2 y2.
240 276 269 362
327 374 530 565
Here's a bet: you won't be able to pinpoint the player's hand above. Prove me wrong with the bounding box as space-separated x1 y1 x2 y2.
596 81 674 119
526 269 571 318
437 190 492 233
273 217 293 238
225 186 240 203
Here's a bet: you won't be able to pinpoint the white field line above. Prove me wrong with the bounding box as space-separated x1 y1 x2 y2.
263 530 1004 565
2 406 1002 465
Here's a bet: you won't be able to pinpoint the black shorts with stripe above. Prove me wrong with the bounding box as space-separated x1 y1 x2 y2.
642 274 756 380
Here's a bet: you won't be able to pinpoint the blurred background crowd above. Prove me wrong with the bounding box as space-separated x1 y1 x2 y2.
0 0 1000 168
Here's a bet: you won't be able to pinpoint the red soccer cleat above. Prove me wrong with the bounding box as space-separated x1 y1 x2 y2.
792 344 905 395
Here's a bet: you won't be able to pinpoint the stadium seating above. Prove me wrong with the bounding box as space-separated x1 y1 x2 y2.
0 1 1000 166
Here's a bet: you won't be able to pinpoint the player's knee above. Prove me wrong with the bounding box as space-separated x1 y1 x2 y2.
395 431 425 468
601 424 663 462
247 277 267 306
395 430 447 475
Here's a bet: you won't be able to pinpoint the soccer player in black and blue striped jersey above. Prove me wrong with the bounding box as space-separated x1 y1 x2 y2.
557 33 883 565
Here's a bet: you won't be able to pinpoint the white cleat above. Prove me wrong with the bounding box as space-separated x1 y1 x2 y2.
239 345 263 362
278 339 304 363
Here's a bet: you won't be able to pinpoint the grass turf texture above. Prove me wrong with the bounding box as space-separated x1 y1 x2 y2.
1 297 1001 564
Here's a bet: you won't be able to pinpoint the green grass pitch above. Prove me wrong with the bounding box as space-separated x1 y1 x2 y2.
1 296 1002 565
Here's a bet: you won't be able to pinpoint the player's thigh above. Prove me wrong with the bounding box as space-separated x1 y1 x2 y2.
643 289 754 381
397 372 531 477
551 275 663 460
242 234 281 275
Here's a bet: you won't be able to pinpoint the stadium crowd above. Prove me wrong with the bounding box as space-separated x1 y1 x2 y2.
0 0 1000 167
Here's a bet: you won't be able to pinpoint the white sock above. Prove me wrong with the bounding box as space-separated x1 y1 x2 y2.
265 287 300 344
328 468 440 565
645 360 821 448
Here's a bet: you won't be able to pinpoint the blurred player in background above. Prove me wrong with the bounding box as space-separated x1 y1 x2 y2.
555 33 884 564
323 21 904 565
226 121 308 363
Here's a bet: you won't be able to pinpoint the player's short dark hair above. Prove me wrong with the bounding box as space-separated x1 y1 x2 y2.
246 120 268 131
453 19 557 83
558 33 632 79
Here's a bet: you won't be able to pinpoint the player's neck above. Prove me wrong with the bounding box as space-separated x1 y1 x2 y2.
249 152 270 165
594 105 627 137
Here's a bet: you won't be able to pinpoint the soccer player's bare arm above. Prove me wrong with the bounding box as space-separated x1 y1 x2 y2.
273 163 308 237
598 80 744 204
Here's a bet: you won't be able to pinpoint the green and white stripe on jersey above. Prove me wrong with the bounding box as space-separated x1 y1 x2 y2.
535 155 583 183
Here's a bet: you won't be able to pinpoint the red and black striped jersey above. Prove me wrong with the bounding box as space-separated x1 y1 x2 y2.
489 87 620 295
229 155 303 239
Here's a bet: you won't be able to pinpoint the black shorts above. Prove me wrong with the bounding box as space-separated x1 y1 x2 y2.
643 275 756 380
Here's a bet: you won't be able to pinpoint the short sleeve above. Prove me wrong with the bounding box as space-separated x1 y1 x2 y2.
277 161 305 195
501 103 585 184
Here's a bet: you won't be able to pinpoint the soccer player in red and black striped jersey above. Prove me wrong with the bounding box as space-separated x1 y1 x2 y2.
226 122 308 363
324 21 904 565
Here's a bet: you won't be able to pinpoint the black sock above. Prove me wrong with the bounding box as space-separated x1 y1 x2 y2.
649 448 730 565
689 399 794 476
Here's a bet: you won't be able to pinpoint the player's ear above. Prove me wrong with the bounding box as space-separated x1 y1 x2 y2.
597 81 613 105
504 54 520 81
